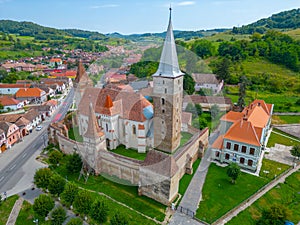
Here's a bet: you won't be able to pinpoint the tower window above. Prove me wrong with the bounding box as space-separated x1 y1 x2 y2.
132 125 136 135
106 124 108 132
165 88 167 94
162 109 165 113
161 98 165 105
163 80 165 84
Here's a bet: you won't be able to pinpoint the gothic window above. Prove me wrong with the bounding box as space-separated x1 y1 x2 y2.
240 157 245 164
162 98 165 105
248 159 253 166
250 148 255 155
106 124 108 132
132 125 136 135
234 144 239 151
226 142 231 149
241 146 247 153
225 153 230 160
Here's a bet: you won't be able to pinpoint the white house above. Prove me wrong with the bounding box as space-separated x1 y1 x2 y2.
192 73 224 94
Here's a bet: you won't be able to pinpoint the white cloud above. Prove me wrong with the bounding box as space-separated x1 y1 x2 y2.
177 1 196 6
90 4 119 9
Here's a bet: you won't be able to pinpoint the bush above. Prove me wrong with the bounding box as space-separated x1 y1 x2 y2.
60 182 79 207
48 174 66 196
50 206 66 225
48 150 63 166
110 213 129 225
34 168 53 189
90 199 108 224
73 190 93 215
66 153 82 173
66 218 83 225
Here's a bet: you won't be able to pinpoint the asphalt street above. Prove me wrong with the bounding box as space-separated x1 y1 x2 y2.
0 87 74 195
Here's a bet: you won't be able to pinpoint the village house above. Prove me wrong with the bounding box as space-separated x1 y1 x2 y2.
0 114 32 137
15 88 47 104
192 73 224 94
0 96 24 112
0 121 21 148
0 83 31 95
211 99 273 172
49 58 63 67
22 108 42 128
0 129 7 153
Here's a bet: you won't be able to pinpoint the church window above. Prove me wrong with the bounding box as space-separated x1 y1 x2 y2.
165 88 167 94
163 80 165 84
106 124 108 132
162 109 165 113
132 125 136 135
162 98 165 105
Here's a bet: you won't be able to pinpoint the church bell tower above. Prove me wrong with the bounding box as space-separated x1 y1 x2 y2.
152 7 184 153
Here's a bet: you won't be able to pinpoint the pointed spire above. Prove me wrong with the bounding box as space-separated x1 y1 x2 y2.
104 95 113 108
153 7 184 78
84 102 103 139
75 60 85 83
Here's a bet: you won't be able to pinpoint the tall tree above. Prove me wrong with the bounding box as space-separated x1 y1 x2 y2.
110 213 129 225
227 163 241 184
238 75 249 110
213 58 231 83
210 104 220 120
48 174 66 196
73 190 93 216
290 144 300 160
48 150 63 166
34 168 53 190
183 73 195 95
66 153 82 173
50 206 66 225
33 194 55 219
256 204 291 225
60 182 79 207
90 199 108 224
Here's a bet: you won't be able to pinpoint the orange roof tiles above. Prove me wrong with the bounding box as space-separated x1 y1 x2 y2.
16 88 45 98
212 135 224 150
221 111 243 122
104 95 113 108
50 58 62 62
138 124 145 130
0 83 31 89
0 96 20 106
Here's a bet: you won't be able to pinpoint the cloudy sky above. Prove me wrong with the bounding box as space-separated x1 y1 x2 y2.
0 0 299 34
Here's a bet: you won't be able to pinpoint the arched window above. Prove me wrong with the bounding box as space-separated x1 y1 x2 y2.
161 98 165 105
132 125 136 135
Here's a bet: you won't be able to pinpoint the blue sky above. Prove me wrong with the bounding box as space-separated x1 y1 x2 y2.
0 0 299 34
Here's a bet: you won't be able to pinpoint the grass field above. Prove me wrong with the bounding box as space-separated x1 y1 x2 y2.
0 195 19 225
54 158 166 222
267 129 300 147
227 171 300 225
109 145 147 160
196 163 268 223
284 28 300 40
178 158 201 196
272 115 300 124
259 158 290 180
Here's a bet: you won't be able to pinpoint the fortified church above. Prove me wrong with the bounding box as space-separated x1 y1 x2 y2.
49 9 209 205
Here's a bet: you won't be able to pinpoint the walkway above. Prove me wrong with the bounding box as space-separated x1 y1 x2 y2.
6 197 24 225
272 130 300 142
213 163 300 225
169 131 219 225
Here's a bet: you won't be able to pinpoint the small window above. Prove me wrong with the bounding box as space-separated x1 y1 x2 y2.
240 157 245 164
162 109 165 113
241 146 247 153
226 142 231 149
163 80 165 84
161 98 165 105
225 153 230 160
234 144 239 151
106 124 108 132
132 125 136 135
248 159 253 166
165 88 167 94
215 151 220 157
250 148 255 155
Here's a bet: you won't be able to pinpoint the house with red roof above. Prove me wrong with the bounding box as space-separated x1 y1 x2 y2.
15 88 47 104
0 83 31 95
49 58 62 67
0 96 24 112
0 121 20 148
211 99 273 172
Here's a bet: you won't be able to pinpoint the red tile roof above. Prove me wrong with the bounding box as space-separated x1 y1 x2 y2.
16 88 45 98
0 96 20 106
212 135 224 150
0 83 31 89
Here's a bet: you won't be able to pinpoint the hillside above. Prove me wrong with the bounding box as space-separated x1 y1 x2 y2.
232 8 300 34
0 20 106 40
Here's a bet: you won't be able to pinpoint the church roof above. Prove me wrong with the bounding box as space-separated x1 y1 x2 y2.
84 102 104 139
153 8 184 78
74 60 93 86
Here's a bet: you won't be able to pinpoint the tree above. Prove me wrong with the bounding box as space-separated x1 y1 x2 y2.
256 204 291 225
227 163 241 184
48 174 66 196
48 150 63 166
290 144 300 160
110 213 129 225
195 104 203 116
34 168 53 189
90 199 108 224
213 58 231 83
183 73 195 95
33 194 55 218
60 182 79 207
210 104 220 120
66 153 82 174
198 117 208 130
238 75 249 110
66 218 83 225
50 206 66 225
73 190 93 216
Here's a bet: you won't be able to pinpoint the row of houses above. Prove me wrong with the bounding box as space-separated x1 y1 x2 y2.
0 100 58 152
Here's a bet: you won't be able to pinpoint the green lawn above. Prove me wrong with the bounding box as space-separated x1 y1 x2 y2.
180 132 193 147
267 129 300 147
192 112 225 132
178 158 201 196
196 164 268 224
68 126 83 142
109 145 147 161
259 158 290 180
226 171 300 225
272 115 300 124
54 159 166 222
0 195 19 225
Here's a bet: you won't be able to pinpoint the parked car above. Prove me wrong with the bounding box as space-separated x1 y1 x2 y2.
36 125 42 131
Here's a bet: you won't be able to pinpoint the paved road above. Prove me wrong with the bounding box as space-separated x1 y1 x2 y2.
0 88 74 196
